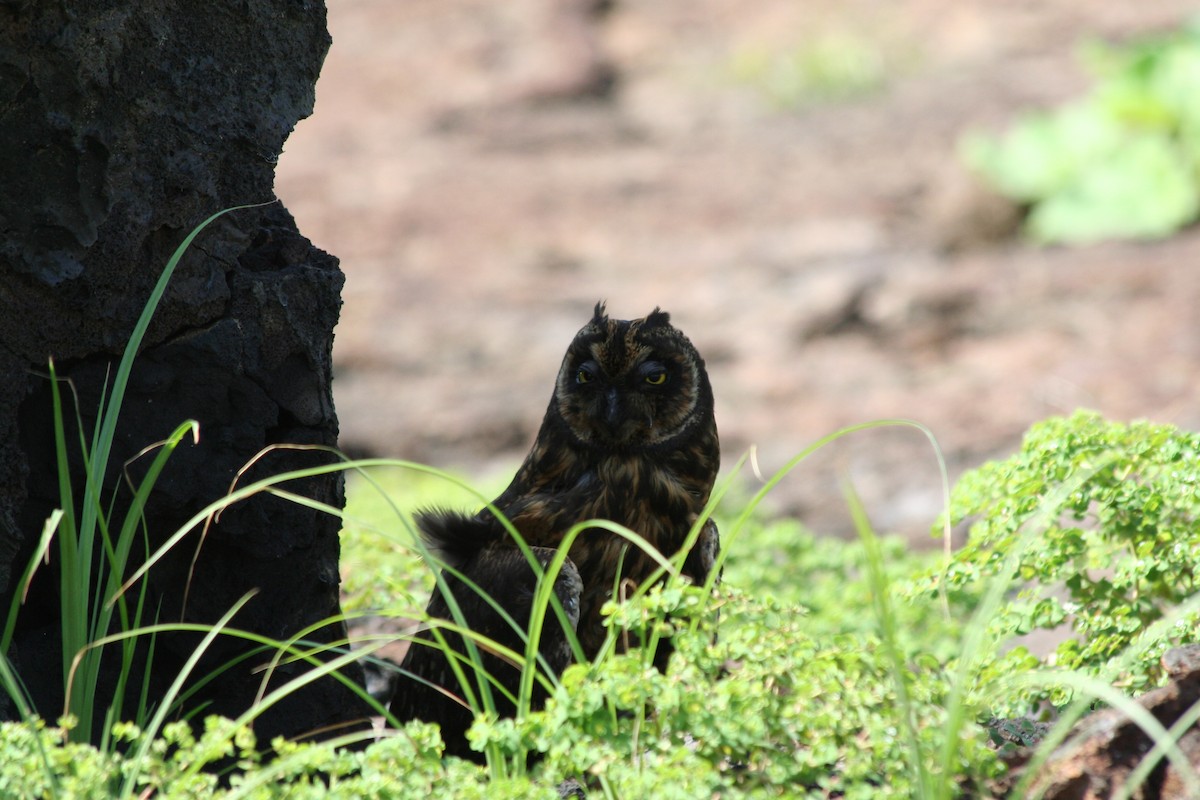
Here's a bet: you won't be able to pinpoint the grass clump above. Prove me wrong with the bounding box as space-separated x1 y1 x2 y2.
0 205 263 753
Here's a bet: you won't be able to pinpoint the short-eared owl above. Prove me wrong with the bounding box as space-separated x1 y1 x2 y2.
392 303 720 755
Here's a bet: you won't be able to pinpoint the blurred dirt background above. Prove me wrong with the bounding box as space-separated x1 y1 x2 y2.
275 0 1200 543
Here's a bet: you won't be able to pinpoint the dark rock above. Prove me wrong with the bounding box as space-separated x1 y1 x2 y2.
0 1 366 740
997 644 1200 799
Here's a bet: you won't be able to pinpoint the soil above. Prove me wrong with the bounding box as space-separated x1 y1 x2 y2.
276 0 1200 543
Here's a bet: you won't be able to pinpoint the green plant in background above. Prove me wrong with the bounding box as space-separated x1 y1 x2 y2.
964 20 1200 244
338 468 509 615
722 515 965 655
921 410 1200 713
730 29 893 109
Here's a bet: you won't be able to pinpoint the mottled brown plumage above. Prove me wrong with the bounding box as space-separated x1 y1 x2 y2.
421 303 720 663
390 304 719 759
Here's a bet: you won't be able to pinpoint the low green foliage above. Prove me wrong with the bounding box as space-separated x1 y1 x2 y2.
964 20 1200 244
0 715 516 800
923 410 1200 711
13 406 1200 796
0 587 1001 799
12 204 1200 795
482 586 1001 799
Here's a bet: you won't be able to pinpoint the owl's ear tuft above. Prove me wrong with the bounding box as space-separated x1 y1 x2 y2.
643 307 671 329
592 301 608 325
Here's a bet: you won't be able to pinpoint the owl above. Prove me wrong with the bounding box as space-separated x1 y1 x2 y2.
419 303 720 662
389 535 583 761
390 303 720 757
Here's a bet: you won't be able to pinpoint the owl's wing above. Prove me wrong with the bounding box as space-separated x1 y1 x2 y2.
391 539 583 761
389 625 478 760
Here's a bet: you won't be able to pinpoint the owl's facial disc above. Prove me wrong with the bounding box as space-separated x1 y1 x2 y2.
553 307 707 450
557 348 697 448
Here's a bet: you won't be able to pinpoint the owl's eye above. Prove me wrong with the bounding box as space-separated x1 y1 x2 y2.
575 362 598 385
639 361 669 386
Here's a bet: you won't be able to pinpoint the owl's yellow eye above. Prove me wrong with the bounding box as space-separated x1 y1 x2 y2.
644 370 667 386
576 362 598 384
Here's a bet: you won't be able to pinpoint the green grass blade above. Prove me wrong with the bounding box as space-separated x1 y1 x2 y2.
83 203 270 539
1010 670 1200 799
932 454 1120 797
843 478 935 797
2 509 62 653
115 591 257 795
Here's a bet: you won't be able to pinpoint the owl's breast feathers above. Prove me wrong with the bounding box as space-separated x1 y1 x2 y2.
417 416 717 579
501 403 714 533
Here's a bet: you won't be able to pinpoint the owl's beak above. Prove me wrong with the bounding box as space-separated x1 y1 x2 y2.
604 388 622 432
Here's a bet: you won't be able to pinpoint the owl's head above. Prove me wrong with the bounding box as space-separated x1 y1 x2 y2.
552 302 714 451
